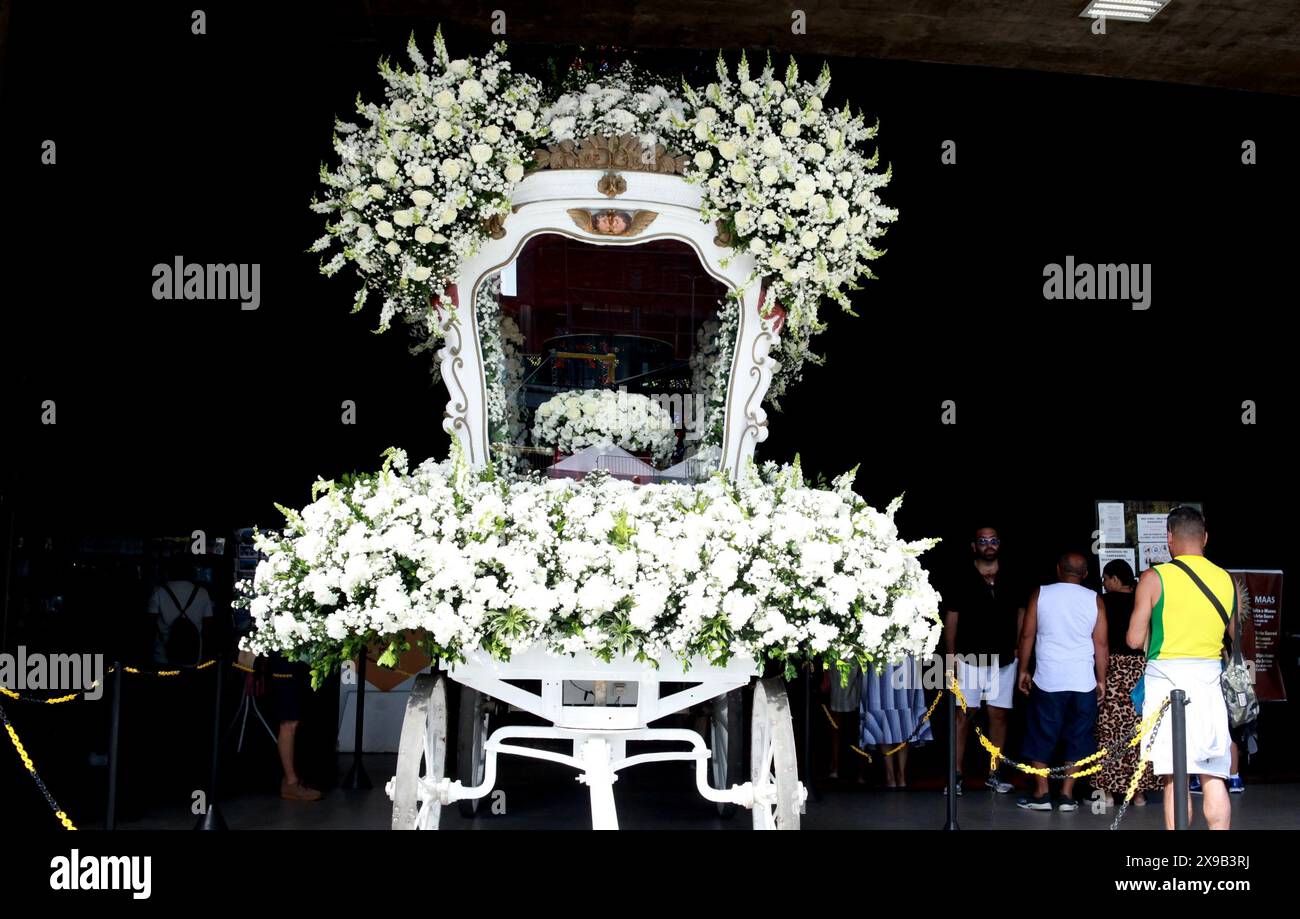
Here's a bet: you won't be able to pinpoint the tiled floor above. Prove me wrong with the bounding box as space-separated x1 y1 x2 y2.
117 754 1299 830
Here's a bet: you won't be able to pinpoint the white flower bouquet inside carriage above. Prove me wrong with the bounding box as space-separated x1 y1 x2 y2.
241 30 941 829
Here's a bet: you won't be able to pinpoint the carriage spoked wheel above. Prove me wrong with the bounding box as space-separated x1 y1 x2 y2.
457 686 499 817
389 673 447 830
750 677 803 830
708 687 746 818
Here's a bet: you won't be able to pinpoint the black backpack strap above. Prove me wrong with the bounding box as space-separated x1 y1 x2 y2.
1168 558 1241 657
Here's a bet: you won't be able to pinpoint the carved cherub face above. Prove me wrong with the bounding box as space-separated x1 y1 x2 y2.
594 210 630 235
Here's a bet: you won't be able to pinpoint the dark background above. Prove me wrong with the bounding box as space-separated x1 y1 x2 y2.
1 2 1297 825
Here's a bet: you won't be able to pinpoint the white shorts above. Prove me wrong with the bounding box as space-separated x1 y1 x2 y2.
1142 658 1231 779
955 658 1017 710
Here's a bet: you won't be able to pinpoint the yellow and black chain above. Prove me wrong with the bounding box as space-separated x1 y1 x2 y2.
0 702 77 830
1109 699 1170 830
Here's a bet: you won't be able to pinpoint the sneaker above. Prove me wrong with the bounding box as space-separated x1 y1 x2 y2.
1016 794 1053 811
1056 796 1079 812
943 774 964 797
985 770 1014 794
1189 776 1203 795
1228 775 1245 794
280 779 323 802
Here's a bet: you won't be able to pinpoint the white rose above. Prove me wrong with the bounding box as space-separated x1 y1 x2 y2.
392 209 414 227
459 79 484 101
740 80 759 97
826 128 843 149
409 265 432 282
810 96 823 111
759 165 779 185
439 206 458 225
513 110 535 131
716 139 738 160
810 194 828 215
448 59 470 76
434 90 455 109
375 158 398 180
384 241 400 255
411 189 434 208
441 159 461 180
391 102 413 122
367 184 386 199
414 226 435 244
729 162 750 183
828 226 848 249
355 224 372 240
780 98 800 116
781 121 800 139
693 121 711 142
768 81 785 97
505 163 525 183
697 106 718 123
412 165 435 186
733 104 755 126
375 220 395 239
694 150 714 170
469 144 493 165
483 125 502 144
748 237 767 254
831 196 850 219
794 176 817 197
769 252 789 270
803 142 826 162
433 120 453 141
761 136 783 158
800 230 819 248
391 131 409 150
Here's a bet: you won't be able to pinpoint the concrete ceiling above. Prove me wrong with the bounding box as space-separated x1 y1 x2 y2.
365 0 1300 96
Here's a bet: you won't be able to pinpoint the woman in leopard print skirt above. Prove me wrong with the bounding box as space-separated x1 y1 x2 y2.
1094 561 1160 803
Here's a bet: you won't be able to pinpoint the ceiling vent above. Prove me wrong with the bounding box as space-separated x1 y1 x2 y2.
1080 0 1171 23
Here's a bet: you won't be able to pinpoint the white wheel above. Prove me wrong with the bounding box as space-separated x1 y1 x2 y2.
390 673 447 830
750 677 802 830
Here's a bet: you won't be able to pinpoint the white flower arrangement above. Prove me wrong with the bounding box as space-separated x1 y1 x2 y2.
310 30 545 334
532 389 676 467
680 52 897 400
238 448 942 685
689 295 740 447
539 62 691 159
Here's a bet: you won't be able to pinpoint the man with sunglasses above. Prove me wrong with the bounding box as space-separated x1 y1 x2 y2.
942 526 1025 795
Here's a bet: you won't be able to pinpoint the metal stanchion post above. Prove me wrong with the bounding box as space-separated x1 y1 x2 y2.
1170 688 1189 831
343 655 372 790
944 671 959 830
196 654 228 830
105 661 123 830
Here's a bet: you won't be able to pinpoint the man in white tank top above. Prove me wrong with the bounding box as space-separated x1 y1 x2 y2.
1014 552 1108 811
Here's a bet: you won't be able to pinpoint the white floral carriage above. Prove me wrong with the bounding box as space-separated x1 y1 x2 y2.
245 34 939 832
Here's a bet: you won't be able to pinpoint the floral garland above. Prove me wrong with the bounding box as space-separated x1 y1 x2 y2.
475 276 526 442
239 448 942 685
310 30 544 334
681 52 896 401
689 294 740 447
312 36 896 425
532 389 676 466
